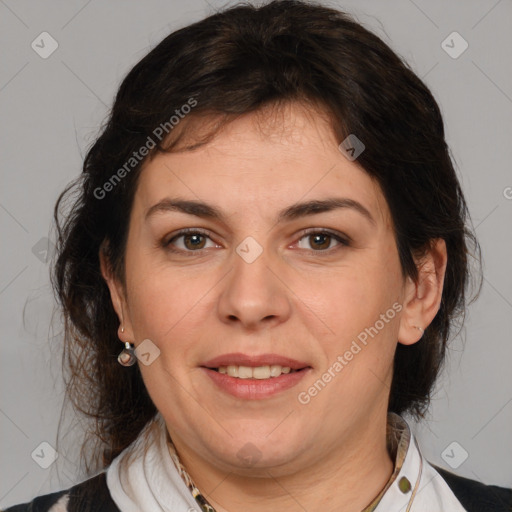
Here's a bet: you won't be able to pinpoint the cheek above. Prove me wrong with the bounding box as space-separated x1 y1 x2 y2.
314 249 403 371
125 258 209 342
324 258 400 331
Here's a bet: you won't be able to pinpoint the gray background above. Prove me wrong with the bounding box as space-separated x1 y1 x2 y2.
1 0 511 507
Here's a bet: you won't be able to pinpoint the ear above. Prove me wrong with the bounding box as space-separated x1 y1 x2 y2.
99 241 135 343
398 239 448 345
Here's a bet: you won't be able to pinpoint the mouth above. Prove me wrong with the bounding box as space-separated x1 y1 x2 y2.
200 353 312 399
201 352 310 371
207 364 303 379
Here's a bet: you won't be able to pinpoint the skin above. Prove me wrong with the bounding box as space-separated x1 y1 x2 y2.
101 101 447 511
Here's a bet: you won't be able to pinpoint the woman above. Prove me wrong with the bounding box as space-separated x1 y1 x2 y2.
4 0 511 510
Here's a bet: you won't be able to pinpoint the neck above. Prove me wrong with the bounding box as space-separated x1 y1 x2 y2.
170 412 395 512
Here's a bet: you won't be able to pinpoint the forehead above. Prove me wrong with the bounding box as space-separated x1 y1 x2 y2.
134 103 391 227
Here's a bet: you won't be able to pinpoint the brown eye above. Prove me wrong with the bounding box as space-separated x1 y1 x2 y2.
182 233 207 250
163 229 217 254
308 233 332 250
297 229 349 252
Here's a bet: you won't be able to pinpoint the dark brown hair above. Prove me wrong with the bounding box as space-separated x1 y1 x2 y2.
52 0 481 472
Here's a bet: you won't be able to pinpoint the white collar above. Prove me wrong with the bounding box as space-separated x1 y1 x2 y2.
106 414 199 512
106 413 468 512
374 415 467 511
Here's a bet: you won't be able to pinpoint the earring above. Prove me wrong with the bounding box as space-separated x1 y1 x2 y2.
118 341 136 366
415 326 424 336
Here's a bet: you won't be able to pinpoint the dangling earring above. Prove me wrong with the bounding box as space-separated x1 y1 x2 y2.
118 326 136 366
118 341 136 366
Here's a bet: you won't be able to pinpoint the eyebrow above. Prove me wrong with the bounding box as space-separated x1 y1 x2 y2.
145 196 376 226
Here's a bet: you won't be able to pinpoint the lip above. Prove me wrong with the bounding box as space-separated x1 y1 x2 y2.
201 366 311 400
201 352 311 370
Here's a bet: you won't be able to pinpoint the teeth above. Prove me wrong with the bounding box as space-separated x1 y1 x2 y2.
218 365 295 379
238 366 253 379
269 365 282 377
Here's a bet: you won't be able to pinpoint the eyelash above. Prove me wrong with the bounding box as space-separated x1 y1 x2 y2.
162 228 350 256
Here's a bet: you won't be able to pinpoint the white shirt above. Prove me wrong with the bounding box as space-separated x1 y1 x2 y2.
106 412 468 512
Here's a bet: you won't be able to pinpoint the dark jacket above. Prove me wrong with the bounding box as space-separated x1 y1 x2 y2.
3 467 512 512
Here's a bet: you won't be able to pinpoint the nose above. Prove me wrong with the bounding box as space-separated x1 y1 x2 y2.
216 242 292 330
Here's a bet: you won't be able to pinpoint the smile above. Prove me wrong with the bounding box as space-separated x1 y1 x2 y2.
215 364 298 379
201 366 311 399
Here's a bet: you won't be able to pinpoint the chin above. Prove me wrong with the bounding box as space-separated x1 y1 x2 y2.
206 431 306 472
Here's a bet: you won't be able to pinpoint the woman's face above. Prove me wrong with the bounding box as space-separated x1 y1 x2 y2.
106 102 418 476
